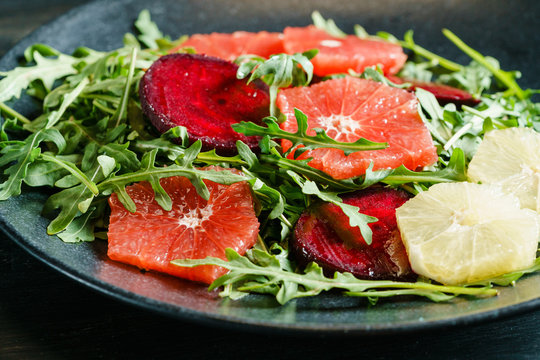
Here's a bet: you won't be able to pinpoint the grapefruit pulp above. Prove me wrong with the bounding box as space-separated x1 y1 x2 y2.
283 25 407 77
277 77 438 179
107 168 259 284
170 31 285 61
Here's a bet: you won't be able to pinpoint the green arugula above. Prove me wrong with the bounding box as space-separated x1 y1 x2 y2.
134 10 164 49
233 109 387 157
0 52 79 102
236 50 317 117
172 247 497 304
0 9 538 307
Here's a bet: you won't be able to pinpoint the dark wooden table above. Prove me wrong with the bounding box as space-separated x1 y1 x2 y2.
1 1 540 359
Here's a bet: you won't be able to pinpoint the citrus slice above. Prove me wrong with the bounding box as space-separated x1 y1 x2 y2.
467 127 540 212
283 25 407 76
277 77 438 179
107 168 259 284
170 31 285 61
396 182 539 285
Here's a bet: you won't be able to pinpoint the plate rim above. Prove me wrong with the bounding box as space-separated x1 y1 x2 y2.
1 0 540 335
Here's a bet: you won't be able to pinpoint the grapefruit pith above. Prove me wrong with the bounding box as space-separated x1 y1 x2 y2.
283 25 407 77
170 31 285 61
277 77 438 179
107 168 259 284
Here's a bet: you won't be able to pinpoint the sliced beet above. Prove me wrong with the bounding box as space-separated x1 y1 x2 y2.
292 186 415 281
139 53 270 154
388 76 480 107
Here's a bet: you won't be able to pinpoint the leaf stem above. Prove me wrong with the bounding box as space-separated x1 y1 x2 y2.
398 32 463 72
40 153 99 195
442 29 526 99
113 47 138 128
0 101 31 124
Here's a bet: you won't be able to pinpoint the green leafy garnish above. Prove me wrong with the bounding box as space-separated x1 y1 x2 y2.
233 109 387 157
172 247 498 304
134 9 164 49
0 9 538 307
237 50 317 117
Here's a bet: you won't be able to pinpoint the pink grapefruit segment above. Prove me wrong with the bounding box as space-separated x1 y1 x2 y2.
107 168 259 284
283 25 407 77
277 77 438 179
170 31 285 61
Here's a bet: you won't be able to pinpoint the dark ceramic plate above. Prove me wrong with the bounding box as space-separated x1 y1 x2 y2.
1 0 539 335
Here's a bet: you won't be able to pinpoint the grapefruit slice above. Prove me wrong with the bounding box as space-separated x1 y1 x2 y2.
139 53 270 154
169 31 285 61
292 186 414 280
283 25 407 77
107 168 259 284
277 77 439 179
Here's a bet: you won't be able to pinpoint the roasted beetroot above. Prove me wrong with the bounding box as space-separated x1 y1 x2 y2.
292 186 415 281
388 76 480 107
139 53 270 154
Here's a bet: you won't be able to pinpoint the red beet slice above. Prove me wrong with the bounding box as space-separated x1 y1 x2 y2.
139 53 270 154
388 76 480 107
292 186 415 281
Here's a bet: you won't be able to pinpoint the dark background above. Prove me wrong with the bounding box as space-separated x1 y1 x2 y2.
1 0 540 359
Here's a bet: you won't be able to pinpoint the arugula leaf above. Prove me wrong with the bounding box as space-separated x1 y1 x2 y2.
236 141 285 219
24 154 81 187
442 29 526 100
233 109 387 156
134 9 164 49
110 47 138 128
0 51 79 102
382 148 467 188
260 149 389 191
286 170 376 245
172 247 498 305
0 101 31 125
46 77 89 129
98 143 246 212
0 129 66 200
57 207 96 243
237 50 317 117
311 11 347 38
42 157 107 234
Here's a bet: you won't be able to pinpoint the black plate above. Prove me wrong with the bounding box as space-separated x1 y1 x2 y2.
1 0 539 335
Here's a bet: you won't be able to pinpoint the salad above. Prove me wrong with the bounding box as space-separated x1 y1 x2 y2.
0 10 538 305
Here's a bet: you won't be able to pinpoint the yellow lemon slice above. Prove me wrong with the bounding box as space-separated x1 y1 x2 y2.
396 182 539 285
468 127 540 212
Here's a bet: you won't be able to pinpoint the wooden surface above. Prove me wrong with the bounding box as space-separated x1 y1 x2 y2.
1 1 540 359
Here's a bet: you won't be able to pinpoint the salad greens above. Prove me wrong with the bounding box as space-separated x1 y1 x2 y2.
0 10 538 305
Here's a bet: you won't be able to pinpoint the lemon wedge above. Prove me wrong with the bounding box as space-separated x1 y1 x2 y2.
467 127 540 212
396 182 539 285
